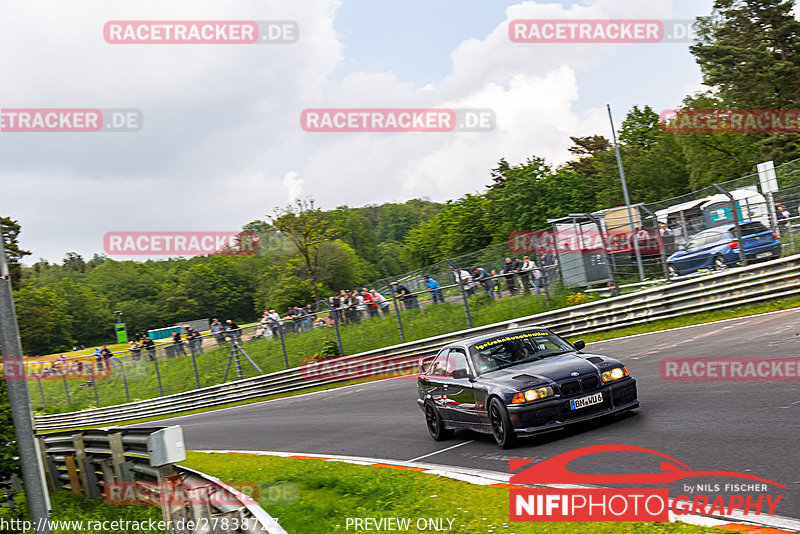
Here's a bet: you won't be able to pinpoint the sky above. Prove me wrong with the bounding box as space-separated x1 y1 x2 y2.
0 0 717 263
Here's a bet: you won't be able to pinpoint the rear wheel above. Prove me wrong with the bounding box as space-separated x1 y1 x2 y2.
425 401 453 441
489 398 516 449
713 255 727 270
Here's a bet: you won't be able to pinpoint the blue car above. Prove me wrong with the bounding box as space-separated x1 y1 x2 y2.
666 222 782 277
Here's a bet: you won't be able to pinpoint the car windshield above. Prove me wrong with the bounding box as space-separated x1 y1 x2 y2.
468 330 575 373
740 222 768 236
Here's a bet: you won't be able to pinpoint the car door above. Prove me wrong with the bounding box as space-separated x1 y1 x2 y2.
673 232 709 272
418 349 454 419
443 348 479 424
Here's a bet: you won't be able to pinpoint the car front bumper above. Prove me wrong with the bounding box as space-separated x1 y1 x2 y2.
506 379 638 437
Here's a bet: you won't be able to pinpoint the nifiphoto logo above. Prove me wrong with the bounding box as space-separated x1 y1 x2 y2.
104 20 298 44
0 108 141 132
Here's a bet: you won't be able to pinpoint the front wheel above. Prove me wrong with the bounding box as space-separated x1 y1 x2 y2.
713 255 727 270
425 401 453 441
489 398 516 449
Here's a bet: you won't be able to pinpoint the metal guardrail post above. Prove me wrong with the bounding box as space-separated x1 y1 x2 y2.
326 300 345 357
276 322 290 369
71 434 89 498
108 432 126 481
119 361 130 402
152 350 164 396
446 260 473 329
190 349 201 389
387 280 406 343
37 378 46 409
61 373 71 406
89 368 100 406
63 455 81 495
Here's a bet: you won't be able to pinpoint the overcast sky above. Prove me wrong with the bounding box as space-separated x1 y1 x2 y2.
1 0 716 263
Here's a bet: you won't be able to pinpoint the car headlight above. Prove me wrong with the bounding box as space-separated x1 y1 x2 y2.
511 386 554 404
601 366 629 383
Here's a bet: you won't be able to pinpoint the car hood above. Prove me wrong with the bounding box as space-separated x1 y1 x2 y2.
478 352 619 388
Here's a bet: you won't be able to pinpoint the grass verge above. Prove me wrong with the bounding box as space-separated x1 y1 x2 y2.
180 452 726 534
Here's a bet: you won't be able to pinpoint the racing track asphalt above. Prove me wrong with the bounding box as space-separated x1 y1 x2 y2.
143 308 800 519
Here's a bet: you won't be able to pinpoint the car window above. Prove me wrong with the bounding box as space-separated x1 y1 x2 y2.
428 350 449 376
447 349 469 375
740 222 768 236
687 233 707 249
469 330 574 373
704 231 722 244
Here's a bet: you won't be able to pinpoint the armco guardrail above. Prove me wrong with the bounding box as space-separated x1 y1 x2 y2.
38 425 285 534
35 254 800 431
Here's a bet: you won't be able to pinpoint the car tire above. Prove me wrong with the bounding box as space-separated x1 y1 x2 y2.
713 256 727 270
488 397 516 449
667 264 679 278
424 401 453 441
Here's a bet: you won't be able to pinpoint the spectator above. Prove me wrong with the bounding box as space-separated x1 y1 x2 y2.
142 337 156 361
370 289 391 315
345 291 361 324
362 287 378 318
186 328 202 355
92 347 103 370
519 256 536 292
472 266 494 298
210 318 225 346
129 341 141 361
423 275 444 304
265 309 282 336
776 202 791 229
453 268 475 297
100 346 114 370
490 269 502 297
395 283 415 309
289 306 304 333
502 257 520 295
226 319 241 342
305 304 315 330
172 331 187 356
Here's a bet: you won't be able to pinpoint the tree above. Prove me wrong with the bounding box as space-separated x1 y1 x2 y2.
14 286 73 355
0 217 31 289
269 198 337 308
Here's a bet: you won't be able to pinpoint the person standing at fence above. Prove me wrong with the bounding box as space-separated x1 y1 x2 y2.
141 337 156 361
502 257 520 295
370 289 390 316
266 309 281 336
471 266 494 298
454 268 475 297
172 331 187 356
362 288 378 318
423 275 444 304
226 319 241 342
519 257 536 293
210 318 225 346
129 341 141 361
305 304 315 330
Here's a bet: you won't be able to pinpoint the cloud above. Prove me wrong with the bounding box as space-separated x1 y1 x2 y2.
282 170 304 202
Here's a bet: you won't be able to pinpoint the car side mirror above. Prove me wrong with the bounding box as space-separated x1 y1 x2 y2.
573 339 585 351
452 368 469 379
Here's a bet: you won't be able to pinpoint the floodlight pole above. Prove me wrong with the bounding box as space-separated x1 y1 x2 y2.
607 104 646 281
0 238 52 533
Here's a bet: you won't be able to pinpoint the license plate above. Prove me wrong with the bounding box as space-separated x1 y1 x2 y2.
570 392 603 410
756 252 772 259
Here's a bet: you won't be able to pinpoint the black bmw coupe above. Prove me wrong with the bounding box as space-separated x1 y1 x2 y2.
417 327 639 448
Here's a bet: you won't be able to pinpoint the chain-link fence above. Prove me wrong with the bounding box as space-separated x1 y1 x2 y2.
26 158 800 412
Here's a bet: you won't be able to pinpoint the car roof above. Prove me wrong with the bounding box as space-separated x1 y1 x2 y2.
446 327 552 347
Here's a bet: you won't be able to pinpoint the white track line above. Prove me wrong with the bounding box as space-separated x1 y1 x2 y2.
407 440 475 462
